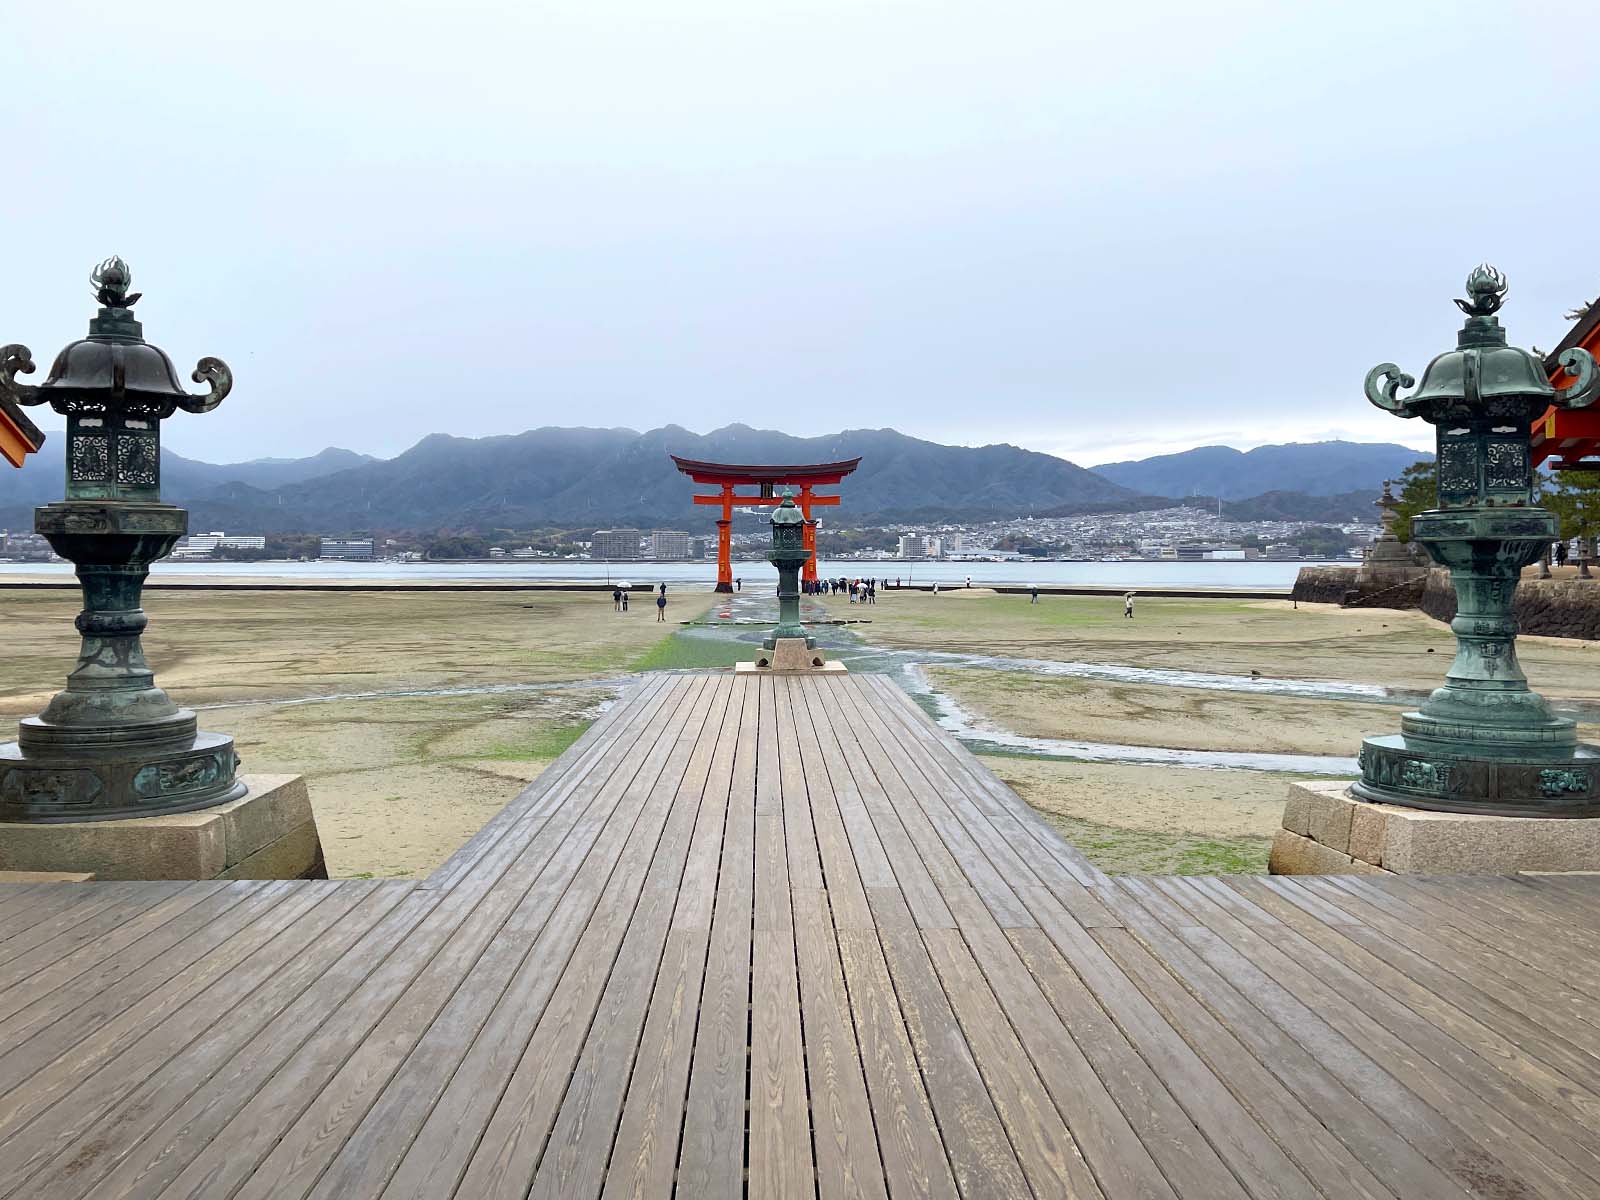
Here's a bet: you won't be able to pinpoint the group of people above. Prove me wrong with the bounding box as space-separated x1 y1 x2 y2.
611 582 671 621
805 576 883 603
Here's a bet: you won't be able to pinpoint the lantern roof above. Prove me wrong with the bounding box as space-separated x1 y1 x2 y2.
1366 264 1598 423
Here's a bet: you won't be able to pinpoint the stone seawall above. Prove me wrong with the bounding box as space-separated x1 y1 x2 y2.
1297 564 1600 640
1291 566 1361 606
1423 567 1600 641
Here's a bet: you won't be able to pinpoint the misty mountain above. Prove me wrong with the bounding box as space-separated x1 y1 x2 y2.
1 424 1135 533
1090 441 1430 500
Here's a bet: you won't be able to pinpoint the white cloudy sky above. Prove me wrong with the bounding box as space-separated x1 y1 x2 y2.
2 0 1592 465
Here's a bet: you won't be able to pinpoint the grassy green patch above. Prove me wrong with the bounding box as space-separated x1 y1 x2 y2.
476 721 592 762
631 632 752 672
1030 810 1269 874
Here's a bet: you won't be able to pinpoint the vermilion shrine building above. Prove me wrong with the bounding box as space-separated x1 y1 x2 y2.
1533 300 1600 469
671 455 861 591
0 385 43 468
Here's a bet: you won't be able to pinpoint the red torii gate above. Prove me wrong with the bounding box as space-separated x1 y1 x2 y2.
671 455 861 592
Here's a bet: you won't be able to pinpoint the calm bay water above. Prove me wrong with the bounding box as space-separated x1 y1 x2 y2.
0 557 1334 589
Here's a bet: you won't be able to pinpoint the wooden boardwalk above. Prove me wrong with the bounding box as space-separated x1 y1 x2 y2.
2 671 1600 1198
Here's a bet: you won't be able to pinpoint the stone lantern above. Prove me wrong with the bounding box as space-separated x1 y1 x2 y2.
0 258 246 821
1355 264 1600 815
764 491 813 651
744 490 840 672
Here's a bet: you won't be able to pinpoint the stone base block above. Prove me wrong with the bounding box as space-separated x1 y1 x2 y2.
739 638 848 674
0 774 327 881
1273 779 1600 875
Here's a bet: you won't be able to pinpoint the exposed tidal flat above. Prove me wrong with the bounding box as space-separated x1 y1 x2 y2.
815 589 1600 872
4 582 1597 878
0 589 678 878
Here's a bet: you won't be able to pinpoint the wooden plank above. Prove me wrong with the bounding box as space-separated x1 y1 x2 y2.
47 885 434 1200
1010 895 1310 1200
528 684 739 1200
148 679 697 1200
815 697 954 931
774 676 822 892
441 681 729 1196
1296 878 1600 1097
861 671 1106 894
671 677 745 934
0 882 182 974
941 888 1184 1199
1170 879 1593 1198
792 677 896 895
0 881 390 1198
1089 925 1398 1200
834 925 959 1199
423 674 671 892
784 677 872 931
1230 875 1600 1188
747 900 813 1196
249 676 716 1200
0 879 328 1123
0 881 240 1028
866 887 1031 1198
863 672 1107 886
677 676 761 1197
790 887 886 1200
1101 882 1467 1200
919 926 1106 1198
598 927 710 1200
835 679 1034 929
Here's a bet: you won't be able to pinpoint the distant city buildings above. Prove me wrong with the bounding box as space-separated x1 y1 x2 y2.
650 530 693 560
897 534 924 558
319 537 376 561
591 529 643 560
170 531 268 560
0 531 54 561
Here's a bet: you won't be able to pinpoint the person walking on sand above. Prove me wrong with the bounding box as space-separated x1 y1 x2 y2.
1124 591 1135 619
659 581 667 598
1029 584 1039 604
656 591 667 622
621 591 629 612
736 577 742 591
612 587 622 612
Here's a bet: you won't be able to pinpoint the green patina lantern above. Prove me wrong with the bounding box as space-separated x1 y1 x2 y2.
764 490 814 650
1356 264 1600 815
0 258 245 821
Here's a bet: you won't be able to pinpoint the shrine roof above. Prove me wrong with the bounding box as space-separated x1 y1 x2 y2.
669 455 861 484
0 390 44 468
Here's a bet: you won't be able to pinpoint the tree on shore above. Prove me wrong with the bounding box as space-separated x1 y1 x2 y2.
1543 471 1600 562
1391 459 1437 542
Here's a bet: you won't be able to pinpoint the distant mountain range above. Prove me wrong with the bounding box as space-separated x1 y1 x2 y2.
1092 440 1430 500
0 427 1422 534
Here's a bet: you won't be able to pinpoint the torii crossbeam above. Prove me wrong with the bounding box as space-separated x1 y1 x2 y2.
671 455 861 591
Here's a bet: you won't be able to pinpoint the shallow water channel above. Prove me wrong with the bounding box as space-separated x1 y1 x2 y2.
678 591 1373 774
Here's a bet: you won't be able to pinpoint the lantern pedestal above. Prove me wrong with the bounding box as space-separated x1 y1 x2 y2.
738 638 847 673
0 500 245 821
0 773 326 880
1271 779 1600 875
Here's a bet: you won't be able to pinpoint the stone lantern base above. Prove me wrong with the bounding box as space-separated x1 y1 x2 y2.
1271 780 1600 876
0 773 326 880
738 637 848 674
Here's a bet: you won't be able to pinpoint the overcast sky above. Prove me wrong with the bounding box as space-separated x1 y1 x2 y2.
2 0 1591 467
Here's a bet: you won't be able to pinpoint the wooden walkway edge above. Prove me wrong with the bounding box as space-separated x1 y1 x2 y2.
2 672 1598 1198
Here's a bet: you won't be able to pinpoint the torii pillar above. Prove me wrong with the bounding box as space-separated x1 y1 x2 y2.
670 456 861 592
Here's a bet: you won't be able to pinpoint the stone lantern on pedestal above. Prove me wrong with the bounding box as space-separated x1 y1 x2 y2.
1354 264 1600 816
0 258 246 821
743 491 841 673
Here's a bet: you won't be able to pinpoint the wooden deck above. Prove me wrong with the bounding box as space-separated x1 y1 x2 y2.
3 672 1600 1198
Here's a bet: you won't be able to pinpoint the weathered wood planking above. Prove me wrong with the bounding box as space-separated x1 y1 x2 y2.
1 671 1598 1199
